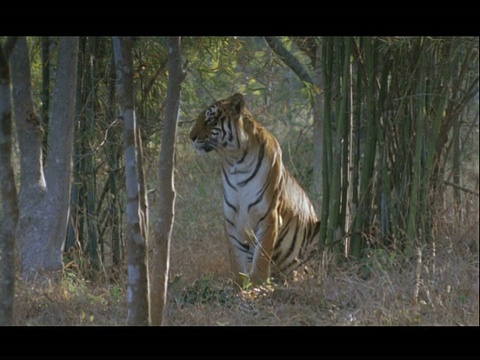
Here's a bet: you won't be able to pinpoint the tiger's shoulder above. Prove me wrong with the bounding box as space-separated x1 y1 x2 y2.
241 104 282 159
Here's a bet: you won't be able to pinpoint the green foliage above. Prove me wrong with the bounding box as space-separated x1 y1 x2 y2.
63 269 88 297
109 284 122 302
171 275 231 306
181 37 307 126
238 272 253 291
358 248 398 280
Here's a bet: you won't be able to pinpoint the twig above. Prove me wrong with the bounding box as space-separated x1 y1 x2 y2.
443 180 479 197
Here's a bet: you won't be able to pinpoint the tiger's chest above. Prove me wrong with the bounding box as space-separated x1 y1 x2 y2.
221 151 274 230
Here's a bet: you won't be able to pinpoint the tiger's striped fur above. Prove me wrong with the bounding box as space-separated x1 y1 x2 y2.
190 93 320 286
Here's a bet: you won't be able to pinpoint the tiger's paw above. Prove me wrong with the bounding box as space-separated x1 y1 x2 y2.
233 272 249 291
250 272 270 287
233 272 271 290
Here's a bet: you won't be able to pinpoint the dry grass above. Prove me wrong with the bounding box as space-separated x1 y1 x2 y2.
163 232 479 326
13 272 127 326
7 131 480 326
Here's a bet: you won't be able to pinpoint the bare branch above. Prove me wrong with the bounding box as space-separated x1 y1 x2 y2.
443 180 479 197
264 36 314 85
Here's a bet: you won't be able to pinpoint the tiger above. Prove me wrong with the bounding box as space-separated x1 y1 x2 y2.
189 93 320 287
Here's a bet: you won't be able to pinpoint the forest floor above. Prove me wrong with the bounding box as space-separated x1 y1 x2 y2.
12 218 479 326
8 141 480 326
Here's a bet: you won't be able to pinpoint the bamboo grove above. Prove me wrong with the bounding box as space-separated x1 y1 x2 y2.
317 37 478 260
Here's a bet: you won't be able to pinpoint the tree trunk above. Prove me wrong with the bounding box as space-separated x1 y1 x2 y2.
12 36 78 282
113 36 150 326
44 36 79 273
0 38 19 325
405 50 427 257
85 37 100 274
351 37 377 258
65 37 87 253
106 53 122 267
41 36 50 164
11 37 47 277
452 111 463 222
318 37 334 253
312 42 324 198
150 36 185 326
326 37 350 260
11 37 79 283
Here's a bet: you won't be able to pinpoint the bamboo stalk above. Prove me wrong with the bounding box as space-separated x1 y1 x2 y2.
406 38 427 256
351 37 377 258
318 37 333 253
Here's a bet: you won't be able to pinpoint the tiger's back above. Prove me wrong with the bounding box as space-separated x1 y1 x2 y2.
190 93 319 286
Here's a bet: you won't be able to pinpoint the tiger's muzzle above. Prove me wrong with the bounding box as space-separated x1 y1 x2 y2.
191 137 215 154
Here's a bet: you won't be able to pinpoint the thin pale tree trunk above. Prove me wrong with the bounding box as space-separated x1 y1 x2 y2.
150 36 185 326
113 36 150 326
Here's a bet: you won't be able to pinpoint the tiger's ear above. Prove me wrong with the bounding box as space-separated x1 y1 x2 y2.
230 93 245 115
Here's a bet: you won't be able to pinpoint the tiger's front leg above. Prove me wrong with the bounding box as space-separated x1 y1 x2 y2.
250 211 278 285
224 226 251 289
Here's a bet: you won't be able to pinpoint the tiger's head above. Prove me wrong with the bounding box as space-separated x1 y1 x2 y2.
190 93 249 155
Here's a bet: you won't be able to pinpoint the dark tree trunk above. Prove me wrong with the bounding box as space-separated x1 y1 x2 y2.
41 36 50 164
0 37 19 325
85 37 100 274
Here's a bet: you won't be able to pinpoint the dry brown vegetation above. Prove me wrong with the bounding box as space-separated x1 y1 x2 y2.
6 127 480 326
